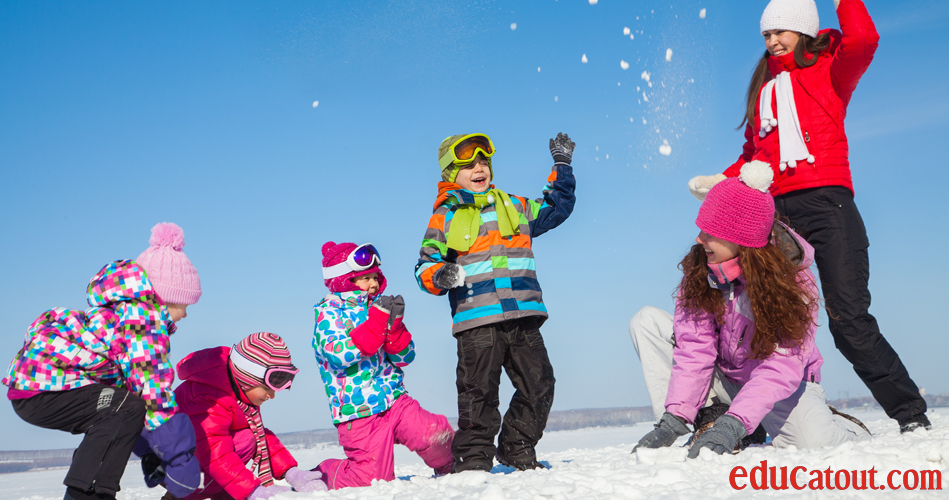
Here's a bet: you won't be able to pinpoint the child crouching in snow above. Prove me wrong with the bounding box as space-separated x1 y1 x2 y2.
171 332 326 499
312 242 454 489
630 162 870 458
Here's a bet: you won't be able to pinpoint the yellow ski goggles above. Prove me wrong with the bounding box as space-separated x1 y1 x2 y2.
438 133 496 170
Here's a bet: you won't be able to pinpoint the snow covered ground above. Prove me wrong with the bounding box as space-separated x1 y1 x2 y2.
2 408 946 499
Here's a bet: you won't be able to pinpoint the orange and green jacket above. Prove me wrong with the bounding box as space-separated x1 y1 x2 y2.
415 163 575 334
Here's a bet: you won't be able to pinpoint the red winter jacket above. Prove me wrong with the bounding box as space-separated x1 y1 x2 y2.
175 347 297 500
723 0 879 197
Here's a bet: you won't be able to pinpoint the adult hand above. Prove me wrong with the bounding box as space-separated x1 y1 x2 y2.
284 467 328 493
549 132 576 165
247 484 292 500
632 412 690 453
687 414 747 458
687 173 727 201
434 263 466 289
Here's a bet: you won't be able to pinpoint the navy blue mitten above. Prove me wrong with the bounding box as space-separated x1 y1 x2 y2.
140 413 201 498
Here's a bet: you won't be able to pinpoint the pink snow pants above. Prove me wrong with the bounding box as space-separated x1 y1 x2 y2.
316 395 454 490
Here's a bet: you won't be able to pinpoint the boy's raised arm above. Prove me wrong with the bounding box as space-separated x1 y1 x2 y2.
527 133 577 238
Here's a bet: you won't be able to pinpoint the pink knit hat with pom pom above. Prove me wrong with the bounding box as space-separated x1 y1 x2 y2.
696 161 776 248
136 222 202 305
321 241 387 295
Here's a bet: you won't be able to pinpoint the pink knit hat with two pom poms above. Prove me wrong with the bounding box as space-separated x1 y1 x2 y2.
135 222 202 305
696 161 776 248
321 241 387 296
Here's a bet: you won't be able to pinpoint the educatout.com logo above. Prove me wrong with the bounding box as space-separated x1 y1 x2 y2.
730 460 942 491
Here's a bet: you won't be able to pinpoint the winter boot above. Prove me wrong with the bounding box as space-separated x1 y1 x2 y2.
64 486 115 500
495 448 546 471
686 401 730 447
898 412 931 434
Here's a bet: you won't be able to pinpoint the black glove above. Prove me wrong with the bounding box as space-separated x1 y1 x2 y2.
388 295 405 329
434 263 465 289
687 414 747 458
549 132 576 165
632 412 690 453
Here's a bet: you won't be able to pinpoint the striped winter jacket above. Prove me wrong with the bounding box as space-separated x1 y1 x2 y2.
415 163 575 334
2 260 179 431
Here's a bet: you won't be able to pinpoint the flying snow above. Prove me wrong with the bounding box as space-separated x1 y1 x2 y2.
665 48 673 62
659 140 672 156
620 60 629 70
623 27 630 36
640 71 652 87
581 54 588 63
700 8 707 19
510 23 517 31
588 0 598 4
311 101 319 108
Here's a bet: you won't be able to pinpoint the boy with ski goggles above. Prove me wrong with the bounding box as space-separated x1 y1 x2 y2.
416 132 577 472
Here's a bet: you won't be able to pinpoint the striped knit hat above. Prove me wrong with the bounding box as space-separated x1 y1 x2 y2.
229 333 295 390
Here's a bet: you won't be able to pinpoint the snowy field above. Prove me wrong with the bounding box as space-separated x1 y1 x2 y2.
2 408 946 500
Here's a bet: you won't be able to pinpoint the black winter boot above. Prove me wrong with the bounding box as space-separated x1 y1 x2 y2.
898 413 932 433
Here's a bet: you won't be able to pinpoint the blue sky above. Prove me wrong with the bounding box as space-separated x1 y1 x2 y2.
2 0 947 450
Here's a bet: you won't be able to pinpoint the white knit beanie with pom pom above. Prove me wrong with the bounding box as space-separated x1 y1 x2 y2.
760 0 819 38
135 222 202 305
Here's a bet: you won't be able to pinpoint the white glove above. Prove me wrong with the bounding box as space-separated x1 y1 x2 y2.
687 173 727 201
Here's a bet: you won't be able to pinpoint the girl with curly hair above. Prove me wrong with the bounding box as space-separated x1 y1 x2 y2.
630 162 869 458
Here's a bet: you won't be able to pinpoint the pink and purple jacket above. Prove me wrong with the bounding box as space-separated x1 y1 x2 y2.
2 260 178 431
665 228 824 436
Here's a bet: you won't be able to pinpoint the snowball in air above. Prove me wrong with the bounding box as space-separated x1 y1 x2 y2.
620 60 629 70
665 49 673 62
699 8 707 19
581 54 588 63
312 101 319 108
510 23 517 30
537 67 541 72
554 96 559 102
589 0 598 4
623 27 630 35
659 140 672 156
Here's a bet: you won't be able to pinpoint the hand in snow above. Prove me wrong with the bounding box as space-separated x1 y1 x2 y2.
687 414 746 458
284 467 328 492
632 412 690 453
549 132 576 165
687 173 727 201
247 484 292 500
434 263 466 289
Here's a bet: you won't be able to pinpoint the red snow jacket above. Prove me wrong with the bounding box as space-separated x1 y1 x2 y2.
723 0 879 197
174 347 297 500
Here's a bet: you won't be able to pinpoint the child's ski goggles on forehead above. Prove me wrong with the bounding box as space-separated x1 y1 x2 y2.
229 347 299 391
322 243 382 280
439 133 496 170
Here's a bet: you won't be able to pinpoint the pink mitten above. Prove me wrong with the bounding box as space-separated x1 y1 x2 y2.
349 296 393 356
284 467 327 492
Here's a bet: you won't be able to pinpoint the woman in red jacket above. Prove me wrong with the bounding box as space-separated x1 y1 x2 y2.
173 333 327 499
688 0 930 432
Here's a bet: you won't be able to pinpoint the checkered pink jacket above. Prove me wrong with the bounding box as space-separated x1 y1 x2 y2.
3 260 179 430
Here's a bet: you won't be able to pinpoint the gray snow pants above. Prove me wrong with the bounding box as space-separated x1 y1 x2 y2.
629 306 869 449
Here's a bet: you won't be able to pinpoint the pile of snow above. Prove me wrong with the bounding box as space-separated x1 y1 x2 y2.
1 409 945 499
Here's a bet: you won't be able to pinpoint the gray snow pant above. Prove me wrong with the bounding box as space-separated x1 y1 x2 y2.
629 306 869 449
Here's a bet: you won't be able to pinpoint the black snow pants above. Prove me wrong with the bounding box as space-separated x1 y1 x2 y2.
12 384 147 497
774 186 927 422
451 316 555 472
